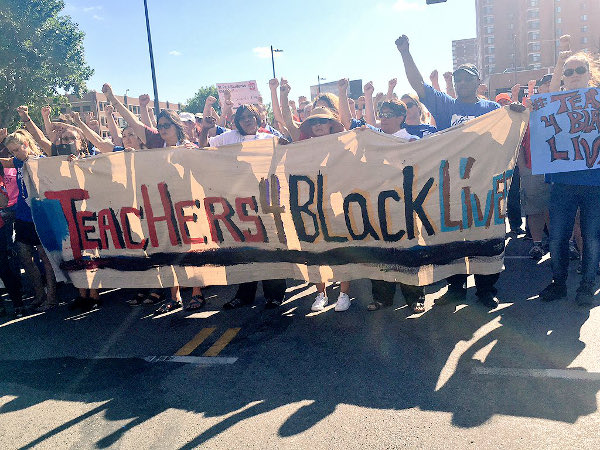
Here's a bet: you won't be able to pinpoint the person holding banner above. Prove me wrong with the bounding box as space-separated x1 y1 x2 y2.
395 34 503 309
0 130 57 312
197 104 287 310
538 47 600 307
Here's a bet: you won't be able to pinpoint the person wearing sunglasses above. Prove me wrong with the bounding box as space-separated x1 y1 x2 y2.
400 94 437 138
396 34 503 309
539 41 600 307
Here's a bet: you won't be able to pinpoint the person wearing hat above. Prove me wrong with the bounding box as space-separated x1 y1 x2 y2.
179 112 197 143
495 93 512 107
395 34 503 309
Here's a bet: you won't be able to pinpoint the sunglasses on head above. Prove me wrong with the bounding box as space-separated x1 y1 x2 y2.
310 118 331 125
404 102 417 108
378 112 402 119
156 122 173 130
563 66 588 77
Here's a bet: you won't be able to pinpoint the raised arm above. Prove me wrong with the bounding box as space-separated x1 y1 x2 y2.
395 35 425 99
443 72 456 98
104 104 123 146
70 112 114 153
41 105 57 142
363 81 377 126
268 78 286 126
429 71 441 93
356 95 365 120
17 106 51 155
279 79 300 142
338 78 352 130
138 94 156 128
102 83 148 144
386 78 398 101
550 35 572 93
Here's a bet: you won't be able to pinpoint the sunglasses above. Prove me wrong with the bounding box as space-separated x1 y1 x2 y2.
156 123 173 130
378 111 404 119
310 118 331 125
563 66 588 77
404 102 417 109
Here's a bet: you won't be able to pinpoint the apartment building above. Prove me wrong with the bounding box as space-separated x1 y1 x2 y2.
62 91 182 138
475 0 599 95
452 38 479 70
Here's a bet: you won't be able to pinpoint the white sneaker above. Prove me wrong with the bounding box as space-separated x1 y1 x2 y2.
334 292 351 312
311 292 328 311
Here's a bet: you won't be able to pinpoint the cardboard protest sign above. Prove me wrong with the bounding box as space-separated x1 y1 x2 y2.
216 80 261 107
530 87 600 174
24 107 528 289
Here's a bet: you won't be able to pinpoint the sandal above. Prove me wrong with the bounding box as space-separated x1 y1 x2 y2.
408 301 425 314
154 299 182 315
367 301 392 311
184 294 206 311
127 291 147 306
143 291 165 306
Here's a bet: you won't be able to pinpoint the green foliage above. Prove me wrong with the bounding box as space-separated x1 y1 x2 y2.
0 0 93 129
183 86 221 115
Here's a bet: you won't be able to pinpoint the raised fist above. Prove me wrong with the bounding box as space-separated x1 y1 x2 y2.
559 34 571 52
41 105 51 118
443 71 453 81
280 79 291 96
338 78 349 93
139 94 151 107
364 81 374 95
223 89 231 100
357 95 366 107
102 83 114 98
105 104 114 116
205 96 217 106
269 78 279 90
389 78 398 89
395 35 410 54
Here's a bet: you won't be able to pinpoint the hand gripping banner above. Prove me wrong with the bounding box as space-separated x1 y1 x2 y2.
24 107 528 289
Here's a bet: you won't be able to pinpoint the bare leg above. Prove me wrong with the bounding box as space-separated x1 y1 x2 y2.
339 281 350 294
528 212 548 242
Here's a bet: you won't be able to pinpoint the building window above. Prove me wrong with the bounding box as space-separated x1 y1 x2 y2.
556 7 561 13
528 20 540 30
528 10 539 19
82 105 91 112
486 46 495 54
556 28 561 36
484 16 494 24
528 31 540 41
72 106 80 112
528 0 538 6
483 6 493 14
486 36 495 44
529 53 541 63
581 15 588 21
582 37 589 44
581 25 588 32
529 42 541 52
556 17 561 24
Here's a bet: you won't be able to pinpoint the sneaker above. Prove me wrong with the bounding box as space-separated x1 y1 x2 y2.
476 292 499 309
334 292 351 312
311 292 328 311
538 281 567 302
569 240 580 260
529 243 545 261
575 287 594 307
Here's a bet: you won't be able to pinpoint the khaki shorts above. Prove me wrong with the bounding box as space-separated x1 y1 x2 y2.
520 173 550 215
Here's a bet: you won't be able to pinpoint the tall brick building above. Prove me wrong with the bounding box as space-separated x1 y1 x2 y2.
474 0 600 95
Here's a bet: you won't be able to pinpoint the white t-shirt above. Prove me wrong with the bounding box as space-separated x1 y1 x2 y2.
392 129 420 141
209 130 274 147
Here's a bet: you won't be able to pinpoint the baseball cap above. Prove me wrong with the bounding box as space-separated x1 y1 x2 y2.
194 112 204 120
495 93 511 103
179 112 195 123
453 64 480 79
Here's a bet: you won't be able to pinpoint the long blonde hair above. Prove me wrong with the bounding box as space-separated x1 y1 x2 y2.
4 129 44 157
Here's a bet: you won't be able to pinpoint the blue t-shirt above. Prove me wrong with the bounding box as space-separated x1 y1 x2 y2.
421 84 499 131
13 156 45 222
545 169 600 187
404 124 438 138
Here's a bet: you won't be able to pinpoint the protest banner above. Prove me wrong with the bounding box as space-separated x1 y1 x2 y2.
23 107 528 289
529 87 600 175
216 80 261 107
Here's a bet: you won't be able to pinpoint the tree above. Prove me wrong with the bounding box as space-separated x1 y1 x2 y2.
0 0 93 129
183 86 221 115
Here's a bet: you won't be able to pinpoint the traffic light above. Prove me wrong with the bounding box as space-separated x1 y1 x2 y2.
426 0 447 4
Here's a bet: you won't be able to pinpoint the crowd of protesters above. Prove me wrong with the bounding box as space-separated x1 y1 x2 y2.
0 34 599 319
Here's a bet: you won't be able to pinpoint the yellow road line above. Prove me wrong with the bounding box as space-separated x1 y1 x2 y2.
175 327 216 356
203 328 241 357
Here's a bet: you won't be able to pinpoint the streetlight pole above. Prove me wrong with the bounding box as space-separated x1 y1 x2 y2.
270 46 283 79
318 75 325 95
143 0 160 116
124 88 130 106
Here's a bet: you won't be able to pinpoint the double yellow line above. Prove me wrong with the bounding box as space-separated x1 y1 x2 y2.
175 327 240 357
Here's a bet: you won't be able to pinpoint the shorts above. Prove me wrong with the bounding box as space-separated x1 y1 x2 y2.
520 173 550 215
14 219 41 246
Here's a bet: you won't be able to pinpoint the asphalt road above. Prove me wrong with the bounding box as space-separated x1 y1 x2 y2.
0 235 599 449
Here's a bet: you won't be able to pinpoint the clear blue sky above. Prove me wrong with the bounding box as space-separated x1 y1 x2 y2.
64 0 476 104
